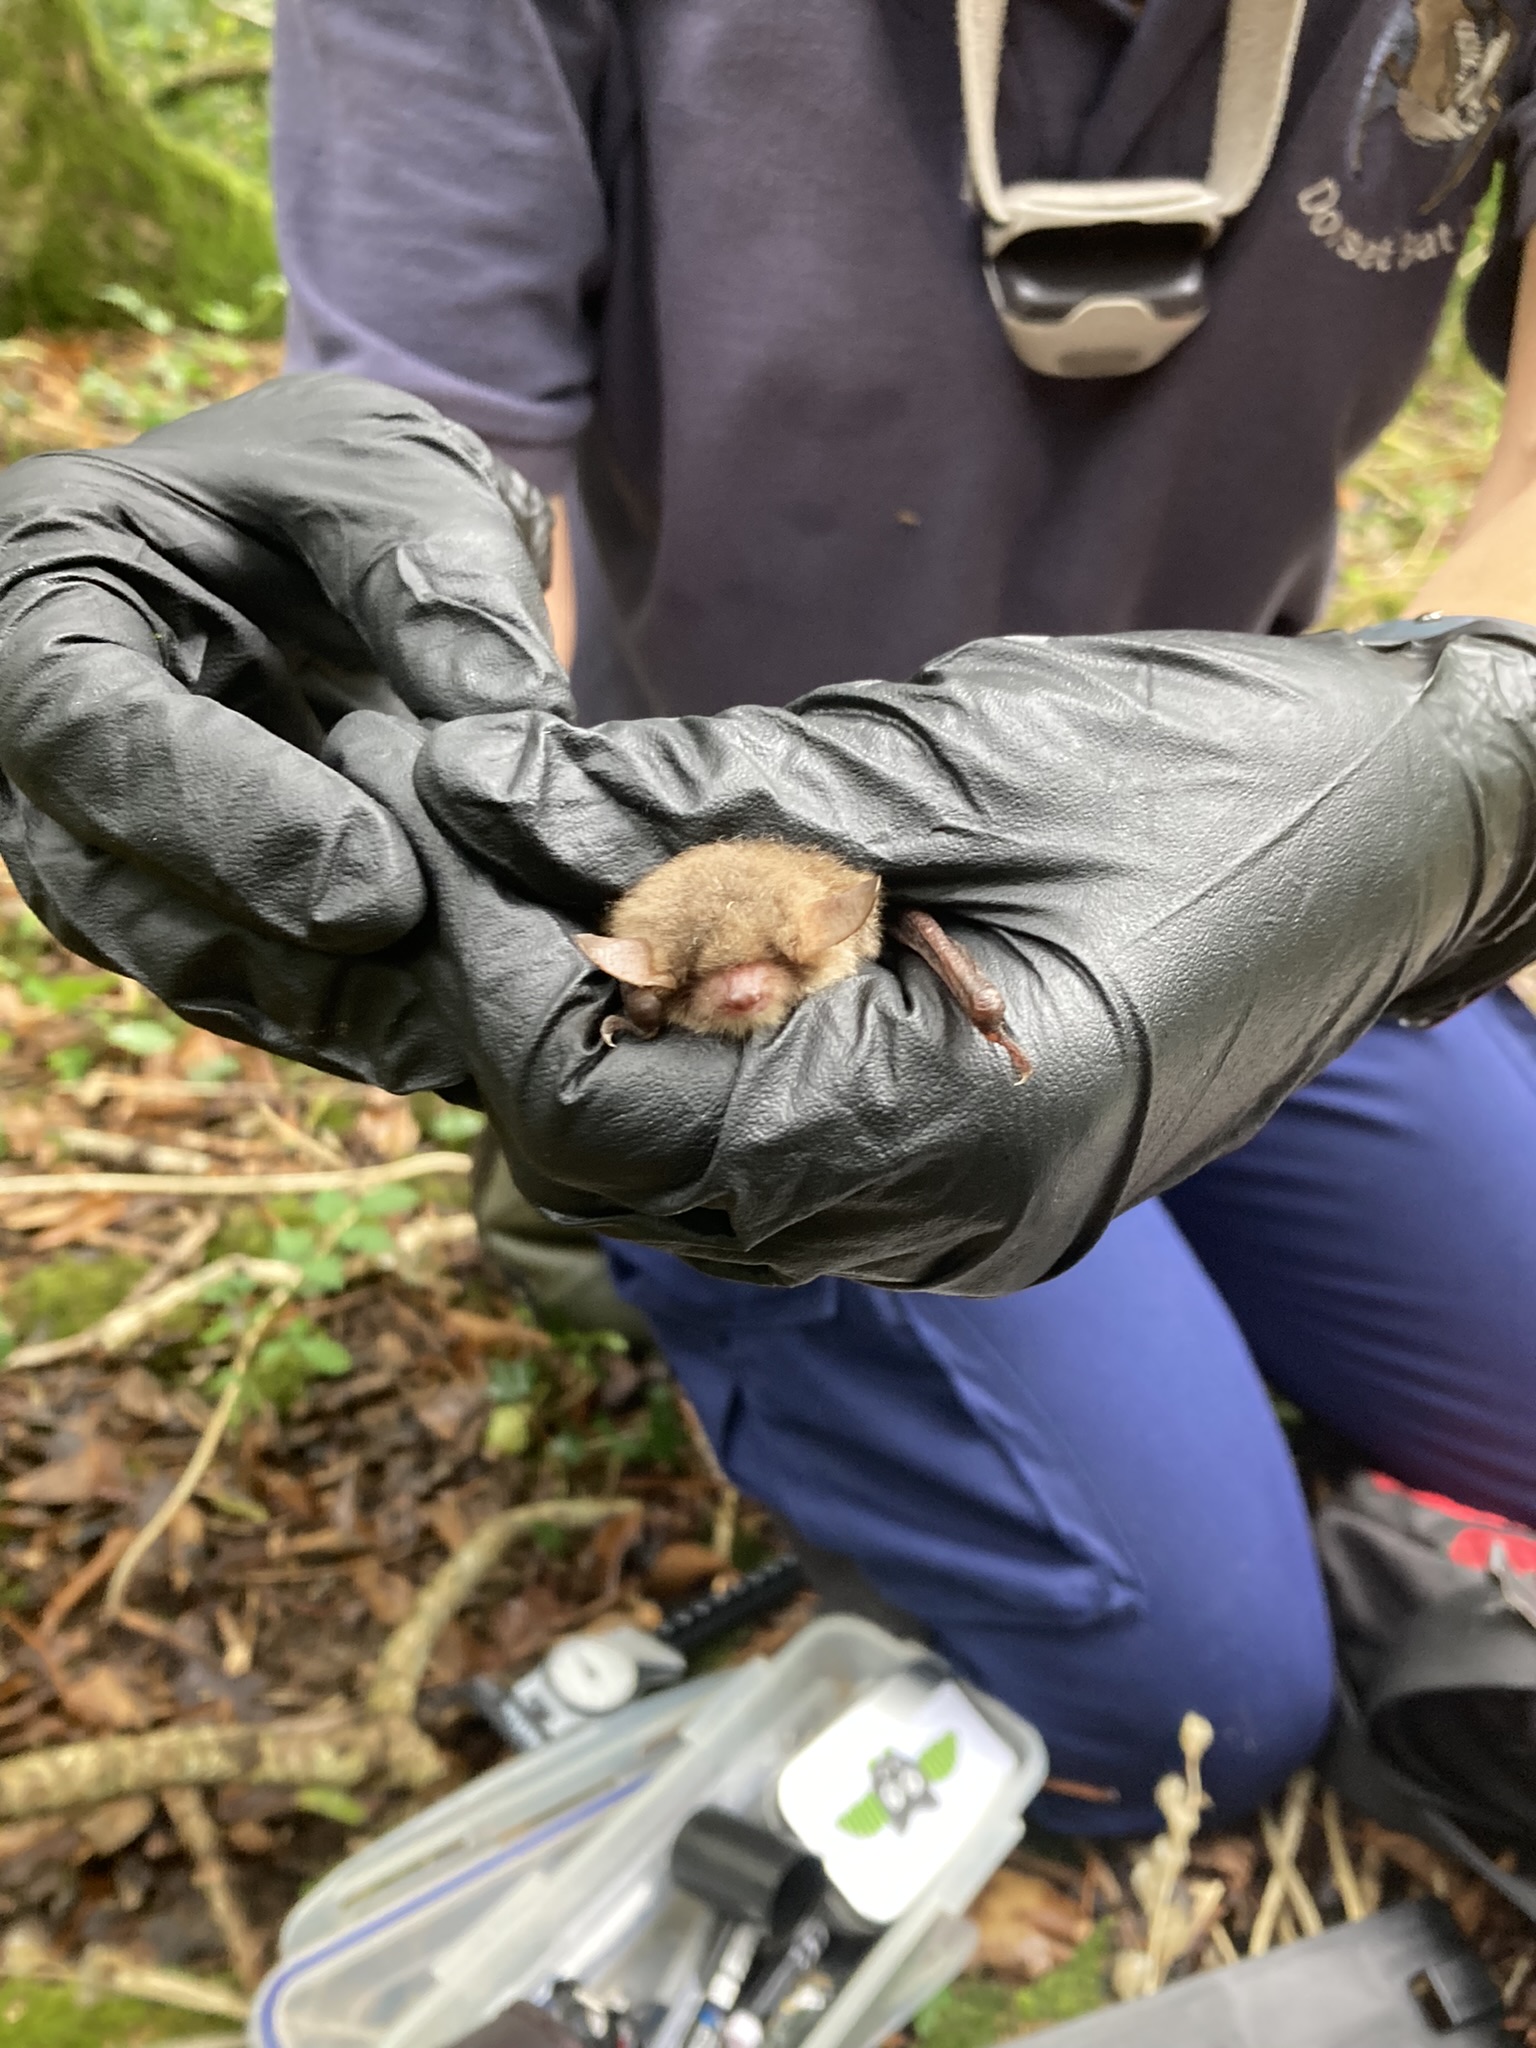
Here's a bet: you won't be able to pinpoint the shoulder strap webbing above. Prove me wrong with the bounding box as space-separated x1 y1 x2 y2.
956 0 1310 255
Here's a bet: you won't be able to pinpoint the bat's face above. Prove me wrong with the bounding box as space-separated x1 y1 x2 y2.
666 955 824 1037
574 840 882 1044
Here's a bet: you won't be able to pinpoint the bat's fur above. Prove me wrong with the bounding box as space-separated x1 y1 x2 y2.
578 839 882 1038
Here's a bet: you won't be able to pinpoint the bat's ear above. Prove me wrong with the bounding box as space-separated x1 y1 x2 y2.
797 875 880 956
573 933 677 990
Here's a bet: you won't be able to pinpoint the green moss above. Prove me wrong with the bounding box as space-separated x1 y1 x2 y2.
0 0 278 335
914 1923 1114 2048
91 0 272 188
3 1251 146 1343
0 1980 233 2047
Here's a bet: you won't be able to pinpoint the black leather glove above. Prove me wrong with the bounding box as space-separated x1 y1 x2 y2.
0 374 564 1089
362 618 1536 1294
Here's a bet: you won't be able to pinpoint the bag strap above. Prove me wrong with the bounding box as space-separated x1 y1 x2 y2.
1327 1570 1536 1926
956 0 1310 256
1329 1683 1536 1925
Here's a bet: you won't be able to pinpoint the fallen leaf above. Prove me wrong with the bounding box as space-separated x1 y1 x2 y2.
423 1496 472 1553
413 1382 485 1443
61 1663 153 1731
8 1435 128 1506
0 1103 47 1159
355 1097 422 1161
490 1586 567 1665
425 1619 468 1688
351 1556 416 1627
167 1503 206 1594
115 1365 173 1426
444 1308 552 1351
227 1818 277 1856
646 1541 725 1598
0 1818 74 1864
74 1795 155 1859
970 1869 1092 1978
589 1507 644 1595
26 1193 129 1251
370 1330 412 1373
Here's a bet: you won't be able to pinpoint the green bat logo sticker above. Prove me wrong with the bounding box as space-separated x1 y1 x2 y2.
836 1732 958 1837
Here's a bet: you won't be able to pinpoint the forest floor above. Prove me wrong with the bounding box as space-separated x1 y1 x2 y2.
0 187 1534 2048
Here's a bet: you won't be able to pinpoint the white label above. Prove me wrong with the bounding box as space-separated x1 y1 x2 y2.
776 1669 1016 1924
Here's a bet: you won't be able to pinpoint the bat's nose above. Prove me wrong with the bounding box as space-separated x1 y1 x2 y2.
708 961 783 1015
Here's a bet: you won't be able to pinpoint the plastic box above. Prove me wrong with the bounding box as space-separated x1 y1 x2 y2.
253 1618 1048 2048
252 1676 737 2048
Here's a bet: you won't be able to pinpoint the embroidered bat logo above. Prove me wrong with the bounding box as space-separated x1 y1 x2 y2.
1349 0 1514 206
835 1732 957 1838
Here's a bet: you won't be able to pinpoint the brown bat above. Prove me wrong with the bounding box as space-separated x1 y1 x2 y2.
573 839 1032 1081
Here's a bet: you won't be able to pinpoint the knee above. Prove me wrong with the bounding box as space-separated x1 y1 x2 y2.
1192 1649 1336 1831
951 1607 1336 1840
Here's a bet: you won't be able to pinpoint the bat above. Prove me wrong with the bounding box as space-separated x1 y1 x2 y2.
573 839 1032 1081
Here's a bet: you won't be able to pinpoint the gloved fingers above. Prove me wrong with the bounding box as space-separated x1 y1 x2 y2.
118 376 573 721
335 707 1080 1279
0 576 426 952
0 788 464 1096
412 699 977 916
325 710 739 1203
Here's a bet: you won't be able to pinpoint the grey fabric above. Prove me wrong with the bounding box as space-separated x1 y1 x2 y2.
273 0 1536 720
471 1131 654 1345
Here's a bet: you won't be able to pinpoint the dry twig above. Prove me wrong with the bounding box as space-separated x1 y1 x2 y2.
1321 1786 1369 1922
122 1210 221 1304
38 1529 135 1637
1248 1770 1317 1958
0 1151 472 1201
0 1711 443 1822
366 1495 639 1718
251 1099 347 1166
0 1499 639 1819
162 1785 265 1991
1261 1804 1325 1938
1112 1711 1215 1998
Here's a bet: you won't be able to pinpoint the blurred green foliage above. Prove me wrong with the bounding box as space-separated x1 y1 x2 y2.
915 1924 1115 2048
3 1252 148 1344
1 0 275 334
92 0 272 184
0 1981 233 2047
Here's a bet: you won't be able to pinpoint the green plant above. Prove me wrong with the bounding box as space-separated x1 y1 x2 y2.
914 1922 1114 2048
103 1016 180 1059
296 1785 369 1827
3 1252 147 1344
45 1044 96 1083
93 0 275 186
20 970 119 1013
427 1102 487 1149
208 1311 352 1420
0 1978 220 2046
2 0 279 333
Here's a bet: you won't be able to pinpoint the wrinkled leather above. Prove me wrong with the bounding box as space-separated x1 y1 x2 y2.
0 375 565 1088
5 379 1536 1292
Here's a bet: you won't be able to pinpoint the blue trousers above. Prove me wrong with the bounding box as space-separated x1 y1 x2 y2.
605 993 1536 1835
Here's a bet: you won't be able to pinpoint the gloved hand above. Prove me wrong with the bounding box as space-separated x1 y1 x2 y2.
0 374 566 1090
353 617 1536 1294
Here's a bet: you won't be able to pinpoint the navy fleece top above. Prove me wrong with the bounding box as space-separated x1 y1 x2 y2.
272 0 1536 717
